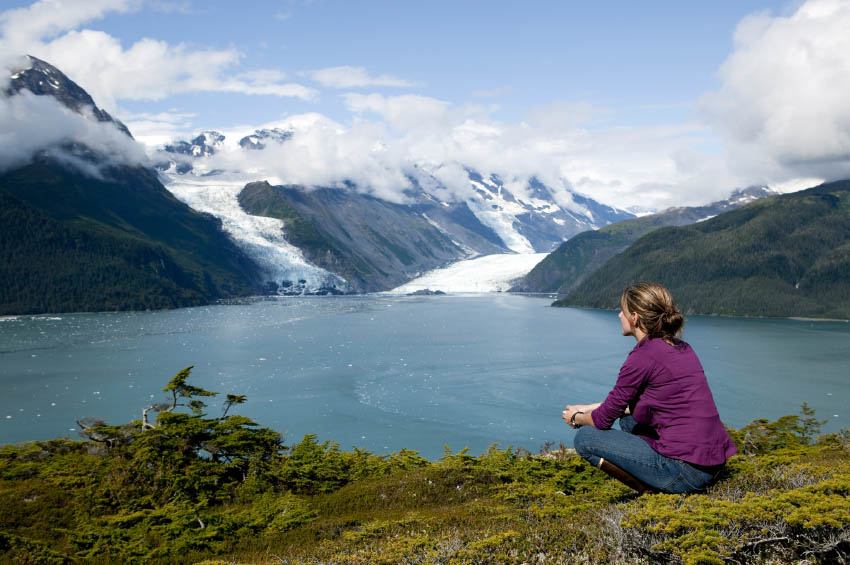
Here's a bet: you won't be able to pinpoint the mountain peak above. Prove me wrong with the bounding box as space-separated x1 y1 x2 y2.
239 128 293 150
728 185 777 204
5 55 133 138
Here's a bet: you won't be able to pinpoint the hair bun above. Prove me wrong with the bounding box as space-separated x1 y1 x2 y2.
621 282 685 341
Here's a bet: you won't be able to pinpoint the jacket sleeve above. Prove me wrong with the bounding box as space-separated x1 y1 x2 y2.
591 352 651 430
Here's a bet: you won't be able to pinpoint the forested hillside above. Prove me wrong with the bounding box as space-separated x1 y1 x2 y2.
555 180 850 319
514 187 774 294
0 159 260 314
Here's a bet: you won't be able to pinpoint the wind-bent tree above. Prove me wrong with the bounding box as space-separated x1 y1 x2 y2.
78 366 284 472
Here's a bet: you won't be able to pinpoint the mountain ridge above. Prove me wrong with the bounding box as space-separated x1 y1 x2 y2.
156 130 635 259
512 185 777 294
5 55 133 138
553 179 850 319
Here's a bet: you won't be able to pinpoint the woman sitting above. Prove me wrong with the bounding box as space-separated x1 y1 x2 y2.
562 282 737 494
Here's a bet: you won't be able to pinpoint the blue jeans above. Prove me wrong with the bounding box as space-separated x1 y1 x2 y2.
573 416 719 494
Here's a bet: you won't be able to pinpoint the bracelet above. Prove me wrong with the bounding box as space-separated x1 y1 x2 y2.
570 411 584 429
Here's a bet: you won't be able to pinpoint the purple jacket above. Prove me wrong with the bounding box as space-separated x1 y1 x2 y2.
591 337 737 466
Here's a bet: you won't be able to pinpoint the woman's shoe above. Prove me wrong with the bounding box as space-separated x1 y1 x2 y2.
599 458 659 495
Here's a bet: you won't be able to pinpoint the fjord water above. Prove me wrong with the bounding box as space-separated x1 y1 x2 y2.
1 294 848 460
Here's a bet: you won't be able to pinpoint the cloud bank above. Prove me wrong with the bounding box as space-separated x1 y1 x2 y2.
176 96 714 211
0 90 148 174
701 0 850 185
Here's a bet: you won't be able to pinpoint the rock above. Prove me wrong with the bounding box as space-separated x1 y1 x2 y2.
407 289 446 296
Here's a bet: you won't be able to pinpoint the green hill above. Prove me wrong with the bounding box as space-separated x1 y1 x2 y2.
0 158 260 314
554 179 850 318
514 213 677 293
514 186 774 294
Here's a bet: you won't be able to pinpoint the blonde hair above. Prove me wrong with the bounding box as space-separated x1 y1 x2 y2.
621 282 684 343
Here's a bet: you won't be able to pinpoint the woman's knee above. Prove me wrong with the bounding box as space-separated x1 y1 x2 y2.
573 427 601 460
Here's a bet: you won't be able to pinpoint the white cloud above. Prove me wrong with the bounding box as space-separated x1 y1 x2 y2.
0 0 138 52
167 92 718 210
308 66 414 89
700 0 850 185
343 93 450 130
0 90 148 173
119 109 196 146
0 1 316 114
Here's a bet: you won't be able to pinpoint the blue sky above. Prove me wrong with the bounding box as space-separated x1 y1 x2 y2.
91 1 795 127
2 0 849 209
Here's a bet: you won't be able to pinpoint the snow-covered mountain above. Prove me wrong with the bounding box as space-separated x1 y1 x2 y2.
4 55 133 138
151 129 635 292
163 131 224 157
239 128 293 150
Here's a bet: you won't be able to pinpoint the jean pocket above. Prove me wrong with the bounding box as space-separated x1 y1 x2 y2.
661 461 712 494
677 461 713 491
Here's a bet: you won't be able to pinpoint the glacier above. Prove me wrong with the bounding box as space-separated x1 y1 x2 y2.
388 253 548 294
163 174 348 292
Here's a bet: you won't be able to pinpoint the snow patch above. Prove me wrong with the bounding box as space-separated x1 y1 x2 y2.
421 213 477 256
467 180 535 254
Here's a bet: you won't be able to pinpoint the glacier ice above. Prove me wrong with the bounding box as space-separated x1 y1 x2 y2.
162 174 348 293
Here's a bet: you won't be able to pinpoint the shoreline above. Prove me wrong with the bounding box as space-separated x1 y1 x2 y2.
554 303 850 324
3 295 850 323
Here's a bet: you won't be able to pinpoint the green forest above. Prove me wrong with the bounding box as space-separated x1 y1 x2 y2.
555 180 850 319
516 214 671 294
1 368 848 564
0 160 259 315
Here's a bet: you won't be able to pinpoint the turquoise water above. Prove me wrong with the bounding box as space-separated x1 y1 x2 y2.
1 294 848 460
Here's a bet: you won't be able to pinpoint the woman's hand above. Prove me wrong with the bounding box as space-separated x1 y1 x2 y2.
562 402 601 428
562 405 584 428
